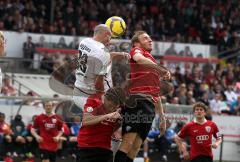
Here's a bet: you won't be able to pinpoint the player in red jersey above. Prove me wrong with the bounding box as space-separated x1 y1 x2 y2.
175 102 222 162
77 87 125 162
114 31 172 162
31 101 63 162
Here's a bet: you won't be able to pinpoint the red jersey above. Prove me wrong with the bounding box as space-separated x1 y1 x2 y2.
129 47 162 101
33 113 63 152
178 119 221 160
78 94 119 150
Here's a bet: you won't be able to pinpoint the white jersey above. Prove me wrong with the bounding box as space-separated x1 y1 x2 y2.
74 38 112 93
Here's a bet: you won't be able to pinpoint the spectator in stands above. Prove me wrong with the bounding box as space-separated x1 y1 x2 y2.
216 82 227 98
23 91 43 107
36 35 48 48
199 92 210 106
171 97 179 105
40 53 54 73
56 37 67 49
178 89 187 105
195 83 208 100
217 29 229 52
194 36 202 44
0 112 13 161
23 36 35 68
179 46 193 57
173 33 184 43
227 31 240 50
10 114 26 156
232 96 240 115
186 91 196 105
69 37 79 49
175 84 187 105
224 84 238 105
210 93 230 115
1 77 17 96
202 61 214 77
174 67 184 85
164 43 177 56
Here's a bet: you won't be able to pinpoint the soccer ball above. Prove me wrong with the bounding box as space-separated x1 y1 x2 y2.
105 16 126 38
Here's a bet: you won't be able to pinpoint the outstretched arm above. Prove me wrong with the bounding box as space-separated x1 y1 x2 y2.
110 52 130 60
133 53 171 81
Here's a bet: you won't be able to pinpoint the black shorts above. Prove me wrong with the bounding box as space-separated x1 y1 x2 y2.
191 155 213 162
39 149 56 162
122 95 155 141
77 147 113 162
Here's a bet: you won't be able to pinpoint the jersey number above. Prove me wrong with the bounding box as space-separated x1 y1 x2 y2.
77 50 88 73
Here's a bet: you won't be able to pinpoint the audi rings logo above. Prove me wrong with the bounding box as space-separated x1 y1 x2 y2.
196 135 209 141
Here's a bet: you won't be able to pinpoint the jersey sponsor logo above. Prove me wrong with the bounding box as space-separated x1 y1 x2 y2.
52 118 57 123
44 123 56 129
196 135 209 141
205 126 211 133
86 107 93 113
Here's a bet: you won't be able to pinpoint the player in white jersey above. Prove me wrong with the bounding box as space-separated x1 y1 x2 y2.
0 31 5 90
73 24 128 110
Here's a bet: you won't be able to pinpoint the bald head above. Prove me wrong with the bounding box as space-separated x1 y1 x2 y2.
93 24 112 46
94 24 111 36
0 31 5 57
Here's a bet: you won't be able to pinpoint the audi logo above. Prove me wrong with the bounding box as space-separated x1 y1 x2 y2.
196 135 209 141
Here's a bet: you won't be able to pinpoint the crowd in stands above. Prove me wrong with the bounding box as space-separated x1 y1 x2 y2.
167 61 240 115
0 0 240 51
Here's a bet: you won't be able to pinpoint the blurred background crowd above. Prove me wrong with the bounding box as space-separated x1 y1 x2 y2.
0 0 240 51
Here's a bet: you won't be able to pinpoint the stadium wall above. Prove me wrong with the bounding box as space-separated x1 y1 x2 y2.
4 31 217 58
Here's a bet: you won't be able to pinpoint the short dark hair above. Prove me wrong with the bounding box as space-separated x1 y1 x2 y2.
105 87 126 106
43 101 53 107
131 30 147 46
193 102 208 112
0 112 5 117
